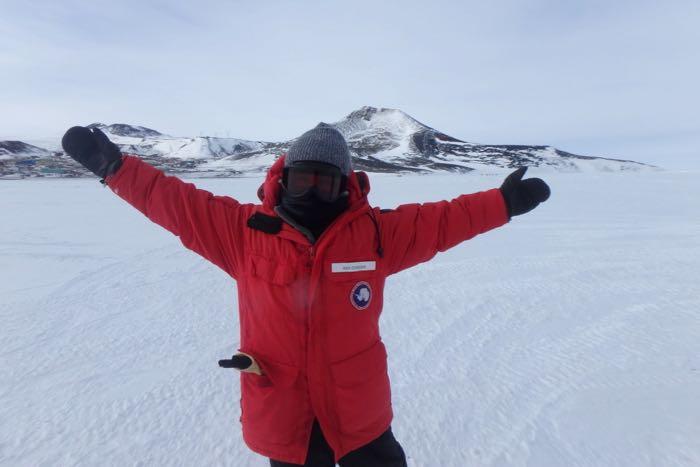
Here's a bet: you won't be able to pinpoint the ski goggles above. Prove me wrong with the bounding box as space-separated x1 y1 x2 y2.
283 161 346 202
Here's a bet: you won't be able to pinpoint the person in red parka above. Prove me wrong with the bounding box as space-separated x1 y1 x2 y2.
61 123 550 467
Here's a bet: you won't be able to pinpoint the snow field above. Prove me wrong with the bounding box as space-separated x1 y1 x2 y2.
1 169 699 466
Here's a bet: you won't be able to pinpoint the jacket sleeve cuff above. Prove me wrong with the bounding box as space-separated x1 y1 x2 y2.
482 187 511 230
104 155 138 190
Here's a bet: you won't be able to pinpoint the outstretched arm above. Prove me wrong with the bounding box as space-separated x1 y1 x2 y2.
378 167 550 275
106 156 250 277
378 188 509 275
61 126 250 278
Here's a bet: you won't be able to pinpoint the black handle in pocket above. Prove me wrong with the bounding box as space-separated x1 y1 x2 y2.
218 354 253 370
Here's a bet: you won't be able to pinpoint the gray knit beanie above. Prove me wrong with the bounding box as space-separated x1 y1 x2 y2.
285 123 352 175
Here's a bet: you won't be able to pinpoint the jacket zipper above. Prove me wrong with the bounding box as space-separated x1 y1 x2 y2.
304 245 315 379
306 245 315 324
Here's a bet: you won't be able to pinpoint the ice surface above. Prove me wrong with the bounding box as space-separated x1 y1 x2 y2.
1 169 699 466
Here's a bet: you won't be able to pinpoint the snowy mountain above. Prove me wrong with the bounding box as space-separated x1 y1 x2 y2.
0 106 656 179
93 123 162 138
0 141 54 160
0 141 68 179
337 107 652 173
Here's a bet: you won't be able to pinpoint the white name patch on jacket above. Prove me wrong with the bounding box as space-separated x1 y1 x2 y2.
331 261 376 273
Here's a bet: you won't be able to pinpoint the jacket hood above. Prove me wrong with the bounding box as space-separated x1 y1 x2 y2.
257 154 370 211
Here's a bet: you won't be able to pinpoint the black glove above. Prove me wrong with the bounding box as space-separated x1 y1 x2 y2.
499 167 551 219
61 126 123 180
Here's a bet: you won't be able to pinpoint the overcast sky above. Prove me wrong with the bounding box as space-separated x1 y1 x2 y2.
1 0 698 168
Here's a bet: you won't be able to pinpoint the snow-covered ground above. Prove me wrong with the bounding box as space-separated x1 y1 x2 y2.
1 169 699 466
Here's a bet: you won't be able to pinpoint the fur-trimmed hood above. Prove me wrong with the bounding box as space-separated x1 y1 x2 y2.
256 154 370 212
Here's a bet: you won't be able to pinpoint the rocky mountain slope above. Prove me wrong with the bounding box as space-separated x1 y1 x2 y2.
0 106 655 179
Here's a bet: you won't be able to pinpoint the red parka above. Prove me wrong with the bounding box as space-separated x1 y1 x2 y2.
106 154 509 464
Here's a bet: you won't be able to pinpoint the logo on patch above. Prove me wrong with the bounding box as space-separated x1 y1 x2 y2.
350 281 372 310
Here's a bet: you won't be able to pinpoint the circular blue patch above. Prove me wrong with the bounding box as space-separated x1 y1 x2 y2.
350 281 372 310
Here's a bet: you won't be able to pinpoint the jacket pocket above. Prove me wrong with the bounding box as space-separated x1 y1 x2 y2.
249 253 298 286
330 340 393 434
240 355 304 446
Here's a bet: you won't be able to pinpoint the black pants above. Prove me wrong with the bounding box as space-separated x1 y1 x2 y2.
269 419 407 467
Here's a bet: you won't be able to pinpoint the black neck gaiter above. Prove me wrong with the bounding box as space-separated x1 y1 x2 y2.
280 188 349 241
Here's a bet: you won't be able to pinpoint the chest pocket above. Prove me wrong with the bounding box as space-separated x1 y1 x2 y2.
248 253 299 286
